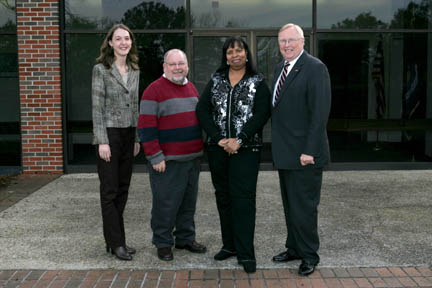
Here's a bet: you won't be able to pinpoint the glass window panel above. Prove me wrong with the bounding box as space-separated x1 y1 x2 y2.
193 36 229 94
329 128 432 162
257 36 310 85
136 33 186 89
318 32 432 162
318 0 432 29
65 33 185 164
0 35 20 166
0 0 16 31
191 0 312 28
65 0 186 30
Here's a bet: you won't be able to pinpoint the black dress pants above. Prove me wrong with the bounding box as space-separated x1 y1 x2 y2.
278 167 323 264
97 127 135 249
207 146 261 263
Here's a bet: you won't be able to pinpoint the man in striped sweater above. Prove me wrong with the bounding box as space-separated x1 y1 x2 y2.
138 49 206 261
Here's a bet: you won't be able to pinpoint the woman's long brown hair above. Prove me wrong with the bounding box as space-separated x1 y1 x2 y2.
96 23 139 70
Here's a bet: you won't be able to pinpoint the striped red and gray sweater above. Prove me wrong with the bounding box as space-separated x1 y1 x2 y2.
137 76 203 164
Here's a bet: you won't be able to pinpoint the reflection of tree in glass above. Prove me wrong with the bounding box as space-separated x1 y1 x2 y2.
193 37 226 94
122 1 185 29
191 10 221 28
66 14 99 29
65 5 115 29
257 37 281 83
0 0 16 31
331 11 387 29
121 2 186 91
191 10 247 28
390 0 430 29
331 1 430 29
0 19 15 31
0 0 14 10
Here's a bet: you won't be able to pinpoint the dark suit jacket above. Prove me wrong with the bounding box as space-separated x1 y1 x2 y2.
271 51 331 169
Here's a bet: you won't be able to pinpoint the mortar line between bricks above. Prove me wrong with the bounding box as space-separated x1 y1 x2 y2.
156 271 162 288
47 273 59 288
6 270 18 282
82 270 90 283
47 271 57 288
109 271 119 288
22 270 32 282
94 270 104 288
124 273 132 288
170 271 175 288
33 270 45 282
139 271 147 288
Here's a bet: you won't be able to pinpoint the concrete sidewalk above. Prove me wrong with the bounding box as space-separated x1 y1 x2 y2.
0 170 431 272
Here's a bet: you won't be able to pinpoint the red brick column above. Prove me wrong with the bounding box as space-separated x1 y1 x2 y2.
16 0 63 174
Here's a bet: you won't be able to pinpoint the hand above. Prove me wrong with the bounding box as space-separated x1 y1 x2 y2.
133 142 140 157
152 160 166 173
218 138 229 148
224 138 240 155
300 154 315 166
98 144 111 162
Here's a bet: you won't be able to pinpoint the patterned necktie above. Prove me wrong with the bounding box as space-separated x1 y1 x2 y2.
274 62 290 106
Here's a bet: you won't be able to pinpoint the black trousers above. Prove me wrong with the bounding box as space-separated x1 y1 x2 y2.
207 146 261 262
97 127 135 249
148 159 200 248
278 167 323 264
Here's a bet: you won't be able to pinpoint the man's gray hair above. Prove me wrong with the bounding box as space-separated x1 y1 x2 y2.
279 23 304 38
163 49 188 63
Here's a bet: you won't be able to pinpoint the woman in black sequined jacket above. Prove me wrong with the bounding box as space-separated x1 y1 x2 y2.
196 37 271 274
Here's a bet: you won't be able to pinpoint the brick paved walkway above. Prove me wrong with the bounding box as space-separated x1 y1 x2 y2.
1 267 432 287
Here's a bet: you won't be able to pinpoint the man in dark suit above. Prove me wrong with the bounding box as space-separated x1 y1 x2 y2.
271 23 331 276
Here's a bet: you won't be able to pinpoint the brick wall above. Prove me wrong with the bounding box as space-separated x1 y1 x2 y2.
16 0 63 174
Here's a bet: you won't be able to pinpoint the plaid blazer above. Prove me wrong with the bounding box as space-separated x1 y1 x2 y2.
91 63 140 144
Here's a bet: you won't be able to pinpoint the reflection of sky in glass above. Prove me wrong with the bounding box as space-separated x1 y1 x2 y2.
0 0 15 27
317 0 424 28
191 0 311 28
65 0 184 24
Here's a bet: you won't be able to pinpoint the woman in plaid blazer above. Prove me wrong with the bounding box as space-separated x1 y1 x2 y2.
91 24 140 261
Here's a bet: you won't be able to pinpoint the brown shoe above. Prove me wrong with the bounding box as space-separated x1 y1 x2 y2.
157 247 173 261
175 241 207 253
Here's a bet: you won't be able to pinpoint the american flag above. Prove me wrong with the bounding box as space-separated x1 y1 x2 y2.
372 34 386 119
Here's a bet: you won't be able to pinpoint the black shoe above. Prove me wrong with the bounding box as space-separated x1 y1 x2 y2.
298 261 317 276
272 250 302 262
111 246 132 261
157 247 173 261
214 249 237 261
239 261 256 274
106 245 136 255
175 241 207 253
125 245 136 255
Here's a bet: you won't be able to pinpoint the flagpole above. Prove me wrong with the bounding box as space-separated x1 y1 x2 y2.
372 34 385 152
373 130 381 151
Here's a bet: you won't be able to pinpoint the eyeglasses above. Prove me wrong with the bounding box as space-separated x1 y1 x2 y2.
278 38 303 45
166 62 186 68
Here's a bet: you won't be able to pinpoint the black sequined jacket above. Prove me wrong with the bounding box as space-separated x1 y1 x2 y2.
196 69 271 147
